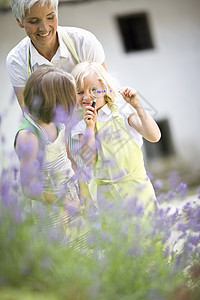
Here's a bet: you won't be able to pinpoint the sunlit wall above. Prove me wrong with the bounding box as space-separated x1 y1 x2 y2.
0 0 200 176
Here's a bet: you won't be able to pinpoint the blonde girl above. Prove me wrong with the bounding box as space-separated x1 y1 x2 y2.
71 61 161 214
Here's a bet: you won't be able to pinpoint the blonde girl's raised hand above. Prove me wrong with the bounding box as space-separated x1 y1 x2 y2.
80 101 98 165
119 86 161 143
119 87 140 109
84 101 97 128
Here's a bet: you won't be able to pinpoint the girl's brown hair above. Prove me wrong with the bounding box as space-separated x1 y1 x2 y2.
24 66 77 123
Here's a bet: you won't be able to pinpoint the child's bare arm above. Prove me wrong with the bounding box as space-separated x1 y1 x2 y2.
119 87 161 143
16 130 56 203
65 141 92 205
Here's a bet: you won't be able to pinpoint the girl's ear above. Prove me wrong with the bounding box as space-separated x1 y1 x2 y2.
16 18 24 28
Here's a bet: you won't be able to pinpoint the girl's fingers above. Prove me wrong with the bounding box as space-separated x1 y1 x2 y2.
85 110 94 116
119 87 137 99
85 105 95 111
84 111 96 122
125 89 137 97
84 107 94 117
85 111 95 118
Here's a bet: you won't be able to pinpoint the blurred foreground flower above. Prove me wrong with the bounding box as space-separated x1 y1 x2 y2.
0 155 200 299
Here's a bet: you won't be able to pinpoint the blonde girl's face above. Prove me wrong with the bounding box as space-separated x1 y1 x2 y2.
77 73 106 110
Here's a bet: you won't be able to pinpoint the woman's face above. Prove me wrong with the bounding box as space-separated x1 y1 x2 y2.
77 73 106 110
17 2 58 50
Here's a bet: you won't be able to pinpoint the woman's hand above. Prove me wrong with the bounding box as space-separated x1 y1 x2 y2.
119 87 140 109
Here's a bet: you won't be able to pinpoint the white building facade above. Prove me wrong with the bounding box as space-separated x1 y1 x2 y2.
0 0 200 182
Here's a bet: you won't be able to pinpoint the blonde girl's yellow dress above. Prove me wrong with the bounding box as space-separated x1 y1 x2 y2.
90 105 157 215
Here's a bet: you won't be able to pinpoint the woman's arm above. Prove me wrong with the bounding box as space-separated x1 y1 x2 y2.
13 86 25 111
119 87 161 143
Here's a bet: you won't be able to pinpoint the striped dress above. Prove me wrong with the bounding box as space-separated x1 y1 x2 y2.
15 115 89 249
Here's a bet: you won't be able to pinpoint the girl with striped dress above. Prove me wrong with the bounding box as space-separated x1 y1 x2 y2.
14 66 89 248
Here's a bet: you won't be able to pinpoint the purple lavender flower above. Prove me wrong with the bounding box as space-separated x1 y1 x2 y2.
168 170 180 189
122 196 145 218
183 243 194 260
176 182 187 199
177 222 188 233
153 179 163 190
53 104 71 125
126 244 143 257
119 222 129 238
187 234 200 247
1 178 13 207
185 205 200 232
40 257 52 270
146 171 154 181
197 186 200 199
166 189 176 200
97 89 102 94
65 204 79 217
164 246 170 258
13 205 23 223
13 166 19 181
100 231 112 243
156 193 167 204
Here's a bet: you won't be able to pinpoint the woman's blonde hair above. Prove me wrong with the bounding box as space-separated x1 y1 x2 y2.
71 61 119 108
24 66 77 123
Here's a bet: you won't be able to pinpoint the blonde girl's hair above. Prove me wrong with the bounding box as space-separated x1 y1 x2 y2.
24 66 77 124
71 61 119 108
12 0 58 23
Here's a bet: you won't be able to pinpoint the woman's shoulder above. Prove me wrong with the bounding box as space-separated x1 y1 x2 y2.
58 25 100 47
58 25 105 63
58 25 93 38
6 36 29 61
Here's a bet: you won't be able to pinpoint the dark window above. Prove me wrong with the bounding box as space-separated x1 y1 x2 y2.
143 119 175 159
116 12 154 52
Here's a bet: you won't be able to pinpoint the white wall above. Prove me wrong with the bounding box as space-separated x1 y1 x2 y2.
1 0 200 171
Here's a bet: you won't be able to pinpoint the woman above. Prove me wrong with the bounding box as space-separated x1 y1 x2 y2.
6 0 106 109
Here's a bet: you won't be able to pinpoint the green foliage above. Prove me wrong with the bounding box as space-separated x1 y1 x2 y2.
0 166 200 300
